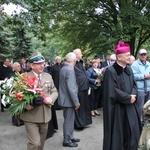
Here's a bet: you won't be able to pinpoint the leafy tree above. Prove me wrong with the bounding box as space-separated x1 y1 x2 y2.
30 35 60 61
3 0 150 58
9 13 32 60
47 0 150 56
0 7 12 60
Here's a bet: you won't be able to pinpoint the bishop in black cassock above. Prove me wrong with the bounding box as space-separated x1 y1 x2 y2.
102 42 141 150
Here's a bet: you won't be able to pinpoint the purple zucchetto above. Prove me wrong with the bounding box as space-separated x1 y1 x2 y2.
114 41 130 55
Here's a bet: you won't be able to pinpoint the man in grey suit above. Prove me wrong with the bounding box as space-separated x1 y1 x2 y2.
58 52 80 147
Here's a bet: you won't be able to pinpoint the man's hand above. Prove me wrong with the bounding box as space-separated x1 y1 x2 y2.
130 95 136 104
43 97 53 105
24 104 34 110
145 74 150 79
75 104 80 110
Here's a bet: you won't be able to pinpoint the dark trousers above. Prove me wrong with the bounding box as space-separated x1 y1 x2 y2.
1 103 4 111
74 90 92 128
1 94 4 111
89 86 101 110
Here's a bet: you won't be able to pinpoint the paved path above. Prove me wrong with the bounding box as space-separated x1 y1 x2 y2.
0 108 103 150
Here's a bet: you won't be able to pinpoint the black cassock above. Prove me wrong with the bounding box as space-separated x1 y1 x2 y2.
74 60 92 129
102 62 142 150
51 63 64 109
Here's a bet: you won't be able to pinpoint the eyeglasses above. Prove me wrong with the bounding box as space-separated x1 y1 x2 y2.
140 53 147 56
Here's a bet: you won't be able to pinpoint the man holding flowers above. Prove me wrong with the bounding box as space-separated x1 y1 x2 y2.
20 52 58 150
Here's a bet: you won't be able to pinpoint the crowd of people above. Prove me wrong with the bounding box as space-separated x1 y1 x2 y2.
0 41 150 150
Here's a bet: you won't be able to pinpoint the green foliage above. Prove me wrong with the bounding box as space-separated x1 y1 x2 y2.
49 0 150 56
1 0 150 59
9 13 33 60
30 35 60 61
0 8 12 60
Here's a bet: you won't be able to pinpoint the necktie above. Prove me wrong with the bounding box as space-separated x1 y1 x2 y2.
37 75 41 86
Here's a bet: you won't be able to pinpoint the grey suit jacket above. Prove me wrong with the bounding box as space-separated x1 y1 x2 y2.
58 64 79 107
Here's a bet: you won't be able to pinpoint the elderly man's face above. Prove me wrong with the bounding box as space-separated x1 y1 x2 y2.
117 52 131 65
31 62 45 74
139 53 147 62
56 58 61 64
76 51 83 60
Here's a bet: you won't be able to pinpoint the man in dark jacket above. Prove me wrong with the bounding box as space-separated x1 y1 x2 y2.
0 58 13 112
101 53 111 68
51 56 64 109
102 41 141 150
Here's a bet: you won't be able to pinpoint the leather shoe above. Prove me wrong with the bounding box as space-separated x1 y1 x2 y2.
63 142 78 147
71 138 80 143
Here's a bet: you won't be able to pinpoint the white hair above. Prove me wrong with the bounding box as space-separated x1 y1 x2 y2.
110 54 116 61
73 49 81 55
130 55 135 60
12 62 20 71
66 52 76 62
55 56 61 61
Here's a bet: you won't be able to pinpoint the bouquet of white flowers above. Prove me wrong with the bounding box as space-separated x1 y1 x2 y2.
0 77 14 107
95 68 104 87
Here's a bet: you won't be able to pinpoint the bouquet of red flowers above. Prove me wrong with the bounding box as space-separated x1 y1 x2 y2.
0 72 52 116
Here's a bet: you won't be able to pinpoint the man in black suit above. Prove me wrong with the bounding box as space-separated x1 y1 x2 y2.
0 58 13 112
51 56 64 110
20 57 27 73
101 53 111 68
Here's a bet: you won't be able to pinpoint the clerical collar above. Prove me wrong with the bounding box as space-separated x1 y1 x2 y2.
3 64 7 67
116 61 126 69
76 59 83 63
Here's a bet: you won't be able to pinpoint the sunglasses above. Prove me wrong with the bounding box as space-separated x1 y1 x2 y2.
140 53 147 56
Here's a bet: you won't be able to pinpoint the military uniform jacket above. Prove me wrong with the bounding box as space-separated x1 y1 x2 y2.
21 71 58 123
